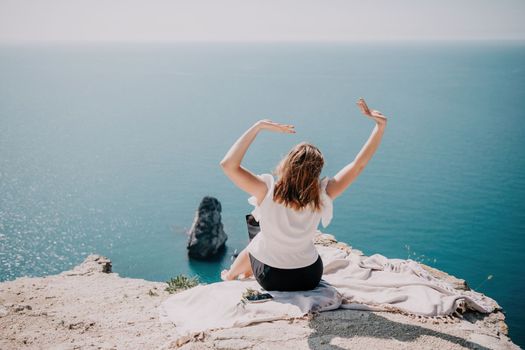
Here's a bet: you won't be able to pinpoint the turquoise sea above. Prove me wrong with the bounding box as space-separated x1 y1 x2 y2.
0 41 524 346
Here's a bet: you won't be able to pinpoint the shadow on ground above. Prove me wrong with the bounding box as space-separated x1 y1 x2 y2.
306 310 491 350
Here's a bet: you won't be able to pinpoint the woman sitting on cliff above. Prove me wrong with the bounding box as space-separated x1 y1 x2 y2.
220 98 387 292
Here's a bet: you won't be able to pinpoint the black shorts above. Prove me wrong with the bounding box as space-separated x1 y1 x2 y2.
248 252 324 292
245 213 324 292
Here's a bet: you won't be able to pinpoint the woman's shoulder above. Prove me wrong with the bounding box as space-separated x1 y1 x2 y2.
255 173 275 195
247 173 275 215
257 173 275 181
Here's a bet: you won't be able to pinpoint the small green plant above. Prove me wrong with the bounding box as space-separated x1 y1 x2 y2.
165 274 200 294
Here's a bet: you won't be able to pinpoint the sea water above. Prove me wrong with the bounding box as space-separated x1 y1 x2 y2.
0 41 524 345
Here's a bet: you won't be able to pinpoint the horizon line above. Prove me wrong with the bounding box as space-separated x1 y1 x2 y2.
1 38 525 46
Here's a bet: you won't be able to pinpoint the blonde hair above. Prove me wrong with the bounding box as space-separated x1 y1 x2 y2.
272 142 325 212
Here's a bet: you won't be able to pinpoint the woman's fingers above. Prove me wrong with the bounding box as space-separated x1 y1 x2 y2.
354 99 387 124
261 120 295 133
356 99 371 116
281 124 296 133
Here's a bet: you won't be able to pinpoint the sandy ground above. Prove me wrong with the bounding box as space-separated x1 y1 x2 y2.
0 238 520 350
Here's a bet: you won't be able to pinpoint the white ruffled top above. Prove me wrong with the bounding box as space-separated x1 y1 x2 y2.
246 173 334 269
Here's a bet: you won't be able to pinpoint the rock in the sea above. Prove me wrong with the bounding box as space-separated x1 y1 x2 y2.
187 196 228 259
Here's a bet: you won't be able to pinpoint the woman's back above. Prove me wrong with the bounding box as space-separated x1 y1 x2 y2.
246 173 333 269
219 99 387 285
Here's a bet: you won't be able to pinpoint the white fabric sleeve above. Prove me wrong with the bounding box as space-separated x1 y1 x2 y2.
320 177 334 228
247 173 275 222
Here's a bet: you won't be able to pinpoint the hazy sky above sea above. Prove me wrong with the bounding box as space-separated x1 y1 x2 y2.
0 0 524 43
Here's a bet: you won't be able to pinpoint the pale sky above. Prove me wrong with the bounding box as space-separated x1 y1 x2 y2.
1 0 524 43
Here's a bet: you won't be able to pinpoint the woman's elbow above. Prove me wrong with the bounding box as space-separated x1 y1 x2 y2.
219 159 235 172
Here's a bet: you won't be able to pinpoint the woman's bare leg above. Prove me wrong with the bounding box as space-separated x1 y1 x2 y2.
221 248 254 280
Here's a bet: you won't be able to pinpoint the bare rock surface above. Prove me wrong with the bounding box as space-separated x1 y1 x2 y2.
0 235 520 350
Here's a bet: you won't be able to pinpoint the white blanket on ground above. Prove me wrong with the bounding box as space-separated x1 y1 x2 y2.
159 244 499 343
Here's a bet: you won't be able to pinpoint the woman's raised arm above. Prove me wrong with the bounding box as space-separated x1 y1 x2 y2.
220 119 295 205
325 98 388 200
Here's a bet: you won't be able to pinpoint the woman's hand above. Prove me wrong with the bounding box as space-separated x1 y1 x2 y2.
356 98 387 126
255 119 296 134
